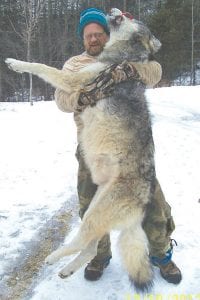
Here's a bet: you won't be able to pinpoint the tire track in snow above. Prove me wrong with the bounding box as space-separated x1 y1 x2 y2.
0 200 77 300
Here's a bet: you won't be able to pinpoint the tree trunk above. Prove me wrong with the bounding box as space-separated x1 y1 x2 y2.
0 64 2 100
191 0 194 85
27 30 33 105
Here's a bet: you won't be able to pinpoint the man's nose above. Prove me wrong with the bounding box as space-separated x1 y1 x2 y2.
90 34 98 42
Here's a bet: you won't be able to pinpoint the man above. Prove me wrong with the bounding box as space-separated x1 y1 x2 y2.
55 8 182 284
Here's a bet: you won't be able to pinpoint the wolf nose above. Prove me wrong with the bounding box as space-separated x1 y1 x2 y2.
110 8 122 18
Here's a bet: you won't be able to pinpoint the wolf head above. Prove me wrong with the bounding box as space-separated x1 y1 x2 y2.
101 8 161 63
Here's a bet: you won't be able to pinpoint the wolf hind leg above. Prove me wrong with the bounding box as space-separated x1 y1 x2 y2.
118 224 153 292
45 227 99 265
45 183 113 265
59 239 98 278
45 179 129 267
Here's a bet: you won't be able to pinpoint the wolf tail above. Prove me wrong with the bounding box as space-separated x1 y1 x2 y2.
118 225 153 292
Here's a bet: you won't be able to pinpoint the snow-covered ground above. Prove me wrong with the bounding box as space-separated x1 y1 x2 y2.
0 86 200 299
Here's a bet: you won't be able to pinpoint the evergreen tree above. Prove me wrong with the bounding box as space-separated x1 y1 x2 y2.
148 0 200 84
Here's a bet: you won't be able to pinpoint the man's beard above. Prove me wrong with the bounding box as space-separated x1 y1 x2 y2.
86 43 104 56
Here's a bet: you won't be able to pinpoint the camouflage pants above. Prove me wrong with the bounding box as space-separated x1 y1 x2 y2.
76 146 175 261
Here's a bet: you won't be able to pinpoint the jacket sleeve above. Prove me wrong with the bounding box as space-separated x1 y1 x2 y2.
54 58 83 113
131 61 162 87
54 89 81 113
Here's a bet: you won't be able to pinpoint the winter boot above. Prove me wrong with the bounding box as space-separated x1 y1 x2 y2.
158 259 182 284
84 255 112 281
151 241 182 284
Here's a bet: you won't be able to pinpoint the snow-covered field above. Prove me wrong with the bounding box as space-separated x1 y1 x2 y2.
0 86 200 299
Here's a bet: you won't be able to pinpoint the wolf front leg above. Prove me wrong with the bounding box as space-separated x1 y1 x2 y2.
5 59 107 93
5 58 74 93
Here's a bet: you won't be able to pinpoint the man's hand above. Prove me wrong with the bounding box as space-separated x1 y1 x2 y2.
77 61 140 110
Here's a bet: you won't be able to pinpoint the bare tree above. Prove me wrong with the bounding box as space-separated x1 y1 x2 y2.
22 0 46 104
9 0 46 103
14 0 46 104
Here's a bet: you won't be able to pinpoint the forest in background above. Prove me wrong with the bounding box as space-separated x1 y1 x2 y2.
0 0 199 102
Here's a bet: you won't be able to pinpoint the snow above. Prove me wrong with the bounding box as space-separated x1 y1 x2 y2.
0 86 200 299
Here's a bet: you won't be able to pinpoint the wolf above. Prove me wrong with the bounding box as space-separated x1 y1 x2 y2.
6 8 161 292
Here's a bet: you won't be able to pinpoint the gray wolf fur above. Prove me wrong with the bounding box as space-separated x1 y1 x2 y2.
6 8 161 292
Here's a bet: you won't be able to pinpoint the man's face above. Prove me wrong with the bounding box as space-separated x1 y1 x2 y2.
83 23 109 56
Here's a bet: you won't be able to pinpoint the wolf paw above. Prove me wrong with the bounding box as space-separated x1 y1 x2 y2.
58 265 75 279
5 58 27 73
45 250 61 265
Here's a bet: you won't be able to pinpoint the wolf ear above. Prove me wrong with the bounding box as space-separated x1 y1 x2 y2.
149 35 162 53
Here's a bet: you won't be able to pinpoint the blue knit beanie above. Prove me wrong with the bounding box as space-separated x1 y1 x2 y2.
78 8 109 38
